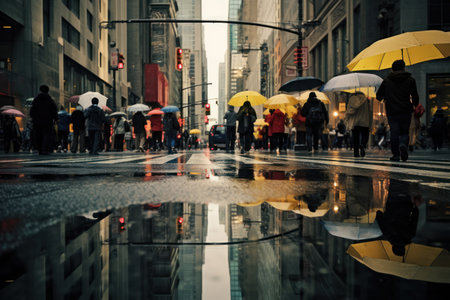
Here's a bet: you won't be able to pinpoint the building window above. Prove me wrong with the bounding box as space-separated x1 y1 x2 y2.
62 0 80 18
428 0 450 30
87 40 93 60
43 0 50 38
62 18 80 49
87 11 93 32
99 52 102 67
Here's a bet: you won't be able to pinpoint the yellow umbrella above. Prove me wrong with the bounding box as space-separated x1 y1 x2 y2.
265 94 298 108
298 90 330 105
347 240 450 283
237 200 265 207
263 106 297 118
254 118 269 126
189 129 201 134
266 196 297 211
228 91 267 107
291 199 330 218
347 30 450 71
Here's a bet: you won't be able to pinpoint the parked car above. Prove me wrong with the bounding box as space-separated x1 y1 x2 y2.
208 124 227 150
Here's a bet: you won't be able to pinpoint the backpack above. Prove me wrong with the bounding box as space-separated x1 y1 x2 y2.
307 103 324 126
124 120 131 132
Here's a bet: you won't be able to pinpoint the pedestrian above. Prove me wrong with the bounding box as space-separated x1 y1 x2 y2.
30 85 58 155
71 105 86 153
376 59 419 162
84 97 106 155
409 103 425 151
132 111 147 152
344 92 373 157
237 100 257 154
163 112 180 154
113 116 126 151
103 115 112 152
223 105 237 153
57 106 71 153
292 105 306 146
269 108 286 153
301 92 328 152
22 119 33 152
428 108 448 151
150 114 163 151
336 119 346 149
376 122 387 149
3 115 22 153
265 109 275 152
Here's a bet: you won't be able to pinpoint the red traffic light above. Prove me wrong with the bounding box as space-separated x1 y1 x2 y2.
118 53 125 69
176 48 183 71
118 217 126 231
205 103 210 115
177 217 184 224
205 103 210 109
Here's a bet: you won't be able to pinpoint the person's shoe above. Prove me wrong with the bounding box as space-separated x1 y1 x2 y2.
390 156 400 161
400 145 408 162
360 146 366 157
241 149 245 154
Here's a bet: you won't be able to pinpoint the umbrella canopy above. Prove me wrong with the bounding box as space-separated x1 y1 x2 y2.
189 129 201 134
161 105 180 113
1 108 25 117
147 108 164 116
298 90 330 105
110 111 127 118
322 220 382 240
254 118 269 126
265 94 298 107
266 196 297 211
321 73 383 92
68 95 80 103
228 91 267 107
341 87 377 98
292 199 330 218
263 106 298 118
128 103 150 113
279 76 324 93
236 200 265 207
347 240 450 283
78 91 108 109
0 105 19 111
347 30 450 71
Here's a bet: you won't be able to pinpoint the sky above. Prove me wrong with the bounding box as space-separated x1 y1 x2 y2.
202 0 229 123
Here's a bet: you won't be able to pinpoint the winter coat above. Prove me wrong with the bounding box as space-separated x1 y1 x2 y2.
301 97 329 127
132 112 147 134
237 104 257 134
265 114 273 136
84 105 106 131
71 109 86 131
30 92 58 125
293 107 306 132
376 70 419 116
150 115 163 131
163 113 180 136
345 92 372 130
224 107 237 126
270 109 286 134
57 110 71 132
114 117 126 135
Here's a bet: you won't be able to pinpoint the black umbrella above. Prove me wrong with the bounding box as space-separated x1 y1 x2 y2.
279 76 324 93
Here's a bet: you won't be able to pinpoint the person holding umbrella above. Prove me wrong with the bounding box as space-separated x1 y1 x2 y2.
223 105 237 153
376 60 419 162
163 112 180 154
301 92 328 153
131 111 147 152
237 100 257 154
84 97 106 155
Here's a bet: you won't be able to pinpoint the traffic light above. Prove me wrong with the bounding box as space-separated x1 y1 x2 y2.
118 217 126 231
176 48 183 71
205 103 210 115
118 53 125 69
176 216 184 234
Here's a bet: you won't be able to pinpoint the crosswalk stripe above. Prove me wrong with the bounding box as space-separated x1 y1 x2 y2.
186 153 212 165
215 153 270 164
94 154 161 164
138 153 183 164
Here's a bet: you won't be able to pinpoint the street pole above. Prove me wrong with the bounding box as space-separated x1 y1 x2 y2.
113 69 116 110
297 0 303 77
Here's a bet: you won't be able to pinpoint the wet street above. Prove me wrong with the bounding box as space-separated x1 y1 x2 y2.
1 149 450 299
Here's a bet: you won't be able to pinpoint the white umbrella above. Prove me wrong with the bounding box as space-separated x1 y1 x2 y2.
128 103 150 113
321 73 383 92
78 91 108 109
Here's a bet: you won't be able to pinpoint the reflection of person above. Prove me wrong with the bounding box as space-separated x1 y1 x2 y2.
237 101 257 154
296 190 328 212
84 97 106 155
376 180 419 256
345 92 372 157
376 60 419 162
30 85 58 155
224 105 237 153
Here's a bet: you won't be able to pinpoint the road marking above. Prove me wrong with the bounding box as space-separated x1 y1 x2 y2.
94 154 161 164
138 153 183 164
216 153 270 164
186 153 213 165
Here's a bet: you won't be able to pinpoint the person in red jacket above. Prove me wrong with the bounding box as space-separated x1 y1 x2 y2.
150 114 163 151
269 108 286 153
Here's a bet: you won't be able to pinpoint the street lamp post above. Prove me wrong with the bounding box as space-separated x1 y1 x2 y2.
180 82 211 132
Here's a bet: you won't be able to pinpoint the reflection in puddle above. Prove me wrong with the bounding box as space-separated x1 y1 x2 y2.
1 174 450 299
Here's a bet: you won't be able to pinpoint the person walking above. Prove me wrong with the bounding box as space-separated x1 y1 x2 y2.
163 112 180 154
269 108 286 153
301 92 328 152
84 97 106 155
345 92 373 157
30 85 58 155
113 116 126 151
103 115 112 152
336 119 346 149
223 105 237 153
376 59 419 162
409 103 425 151
150 114 163 151
237 100 257 154
3 115 21 153
376 122 387 149
132 111 147 152
265 109 275 152
71 105 86 153
293 105 306 147
57 106 71 153
428 108 448 151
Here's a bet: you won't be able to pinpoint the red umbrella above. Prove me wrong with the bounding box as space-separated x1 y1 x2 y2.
1 108 25 117
68 95 80 103
147 108 164 116
102 105 113 113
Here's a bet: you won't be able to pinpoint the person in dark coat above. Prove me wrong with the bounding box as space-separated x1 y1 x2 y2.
57 106 71 152
30 85 58 155
3 115 21 153
71 105 86 153
131 111 147 152
301 92 329 152
163 112 180 154
102 115 112 152
428 108 448 151
376 59 419 162
84 97 106 155
237 101 257 154
224 105 237 153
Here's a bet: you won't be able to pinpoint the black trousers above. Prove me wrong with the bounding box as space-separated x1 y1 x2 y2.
352 126 369 156
226 126 236 151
